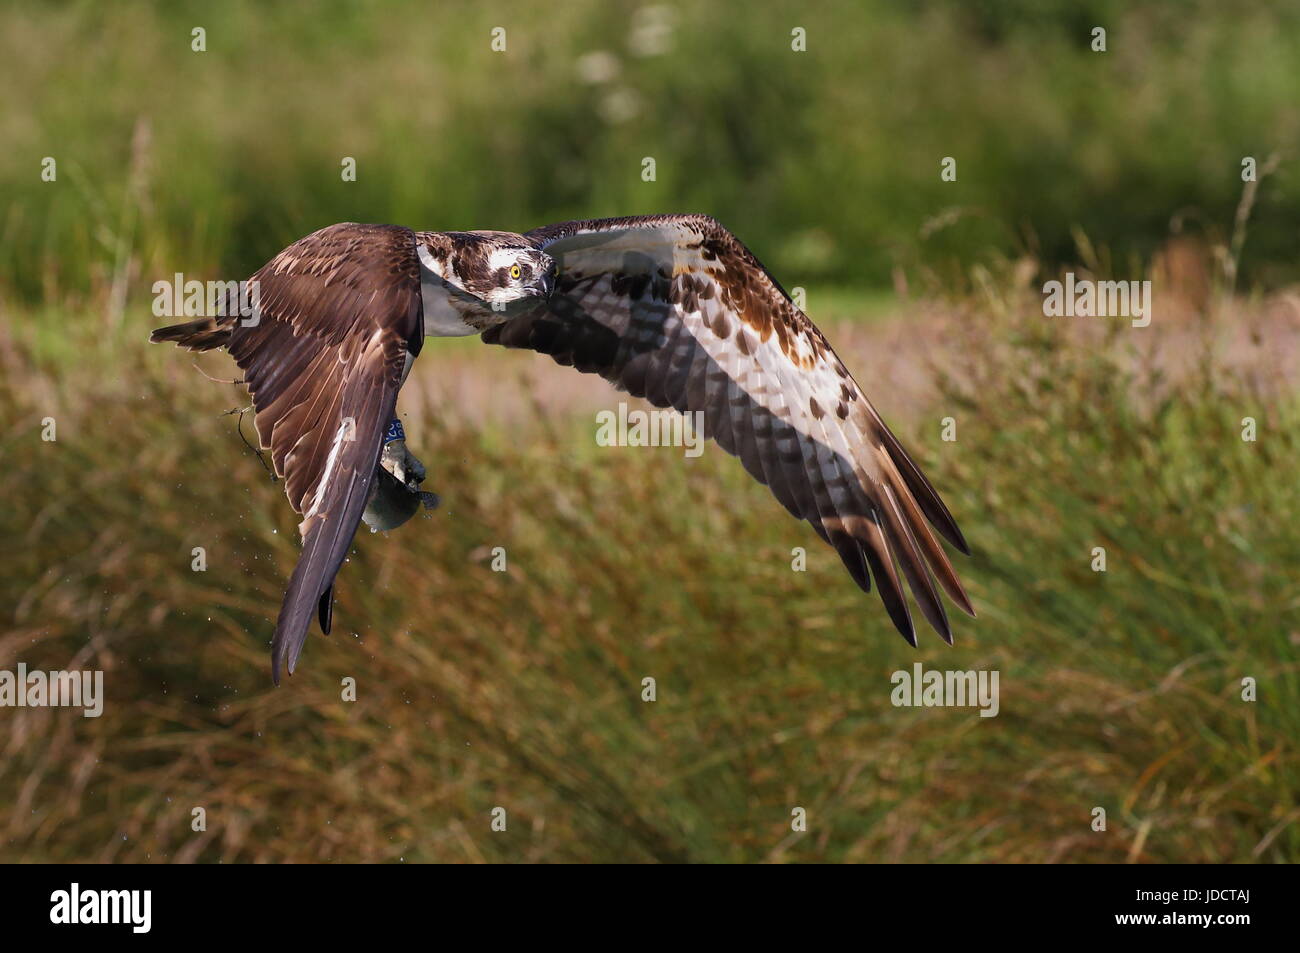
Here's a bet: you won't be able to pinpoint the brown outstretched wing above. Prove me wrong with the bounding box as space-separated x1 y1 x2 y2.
484 214 973 644
227 223 423 682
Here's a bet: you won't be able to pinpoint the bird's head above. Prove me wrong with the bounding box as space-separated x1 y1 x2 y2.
443 232 555 312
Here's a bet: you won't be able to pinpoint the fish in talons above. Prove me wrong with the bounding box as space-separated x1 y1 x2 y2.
362 418 439 533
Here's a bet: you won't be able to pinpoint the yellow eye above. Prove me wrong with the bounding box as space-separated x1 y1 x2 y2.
509 264 521 280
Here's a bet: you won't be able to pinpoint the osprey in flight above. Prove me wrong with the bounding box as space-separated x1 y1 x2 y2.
151 215 974 683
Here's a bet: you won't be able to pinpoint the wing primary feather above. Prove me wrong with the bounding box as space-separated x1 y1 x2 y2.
800 403 874 597
852 513 916 646
869 407 970 555
880 482 951 643
272 375 396 683
270 374 398 680
318 584 334 635
882 461 975 617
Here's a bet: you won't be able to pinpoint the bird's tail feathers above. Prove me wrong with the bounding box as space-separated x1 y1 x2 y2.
149 315 235 351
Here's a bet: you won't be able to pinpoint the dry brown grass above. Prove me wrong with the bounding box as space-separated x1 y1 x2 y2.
1 283 1296 863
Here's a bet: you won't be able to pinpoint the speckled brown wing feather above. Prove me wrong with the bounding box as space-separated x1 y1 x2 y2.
486 214 973 645
227 223 424 683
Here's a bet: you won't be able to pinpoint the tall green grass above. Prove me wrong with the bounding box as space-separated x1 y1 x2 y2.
1 284 1294 862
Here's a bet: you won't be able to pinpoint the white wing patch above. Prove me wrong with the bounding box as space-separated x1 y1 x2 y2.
301 418 352 523
685 285 850 451
550 224 719 278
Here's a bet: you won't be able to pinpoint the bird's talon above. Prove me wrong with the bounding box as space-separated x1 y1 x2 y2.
405 449 427 485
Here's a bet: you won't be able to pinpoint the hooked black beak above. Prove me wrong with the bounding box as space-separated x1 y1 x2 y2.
531 270 555 300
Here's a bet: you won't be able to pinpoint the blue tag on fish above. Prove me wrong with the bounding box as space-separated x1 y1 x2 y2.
383 418 406 445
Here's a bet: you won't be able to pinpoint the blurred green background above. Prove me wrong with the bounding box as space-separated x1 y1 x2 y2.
3 0 1300 304
0 0 1297 863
